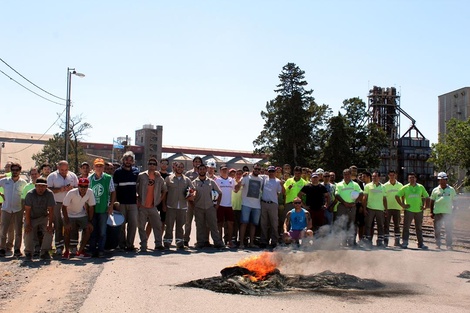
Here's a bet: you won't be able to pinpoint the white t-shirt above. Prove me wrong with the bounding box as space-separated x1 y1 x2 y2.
215 176 236 207
62 188 96 218
241 175 263 209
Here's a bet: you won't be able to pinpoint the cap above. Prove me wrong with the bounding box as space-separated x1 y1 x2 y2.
78 177 90 186
80 162 90 167
437 172 448 179
229 168 236 173
220 163 228 170
315 168 325 175
94 158 105 166
267 166 276 172
311 173 319 178
35 177 47 186
206 159 216 168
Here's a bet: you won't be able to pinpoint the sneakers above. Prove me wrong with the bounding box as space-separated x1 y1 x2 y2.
14 249 22 257
55 247 63 256
0 249 6 257
418 244 428 250
24 253 33 261
401 244 408 249
139 246 147 252
76 252 92 259
446 246 453 251
62 250 71 259
40 253 51 260
155 245 165 251
98 251 106 258
183 241 189 247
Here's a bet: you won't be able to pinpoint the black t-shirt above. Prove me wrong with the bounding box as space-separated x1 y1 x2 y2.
300 183 327 211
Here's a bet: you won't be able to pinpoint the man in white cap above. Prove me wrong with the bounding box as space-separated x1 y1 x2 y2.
430 172 457 250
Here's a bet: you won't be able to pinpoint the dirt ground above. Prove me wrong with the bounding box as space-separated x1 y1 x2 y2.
1 200 469 313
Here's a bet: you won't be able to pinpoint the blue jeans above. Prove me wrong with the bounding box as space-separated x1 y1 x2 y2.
89 213 108 253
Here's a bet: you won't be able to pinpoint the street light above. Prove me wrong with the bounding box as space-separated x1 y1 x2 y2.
65 67 85 162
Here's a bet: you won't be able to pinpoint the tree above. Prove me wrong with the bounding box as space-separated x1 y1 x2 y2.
253 63 330 167
429 118 470 185
33 115 91 172
319 114 352 174
321 97 388 171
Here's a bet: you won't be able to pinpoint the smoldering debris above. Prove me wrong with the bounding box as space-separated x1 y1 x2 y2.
178 270 385 296
457 270 470 282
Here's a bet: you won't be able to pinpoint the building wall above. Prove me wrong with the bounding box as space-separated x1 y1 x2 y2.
438 87 470 138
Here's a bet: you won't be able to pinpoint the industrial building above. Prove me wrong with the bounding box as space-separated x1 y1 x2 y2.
368 86 433 190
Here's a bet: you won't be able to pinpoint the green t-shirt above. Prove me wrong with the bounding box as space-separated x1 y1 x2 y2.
364 182 386 211
396 183 429 213
21 183 35 199
335 180 362 203
383 181 403 210
284 177 308 204
430 185 456 214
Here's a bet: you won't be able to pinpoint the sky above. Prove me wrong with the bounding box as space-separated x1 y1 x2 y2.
1 0 469 152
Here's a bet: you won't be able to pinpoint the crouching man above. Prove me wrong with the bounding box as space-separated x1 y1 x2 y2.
61 178 96 259
283 197 313 244
23 177 55 261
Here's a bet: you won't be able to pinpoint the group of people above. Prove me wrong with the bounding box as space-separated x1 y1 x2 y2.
0 155 458 262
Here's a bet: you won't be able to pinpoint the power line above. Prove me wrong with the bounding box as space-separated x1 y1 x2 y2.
2 107 66 155
0 57 66 101
0 69 65 106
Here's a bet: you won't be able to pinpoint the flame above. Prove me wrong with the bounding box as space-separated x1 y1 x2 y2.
236 252 279 281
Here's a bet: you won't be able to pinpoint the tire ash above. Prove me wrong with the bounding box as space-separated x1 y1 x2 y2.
178 270 395 296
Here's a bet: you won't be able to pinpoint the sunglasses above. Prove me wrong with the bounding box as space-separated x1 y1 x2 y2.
293 201 302 204
148 162 157 166
11 168 20 172
253 168 261 170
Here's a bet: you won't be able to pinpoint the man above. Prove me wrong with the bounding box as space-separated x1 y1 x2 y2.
282 164 292 180
89 158 116 258
383 170 403 247
283 166 308 233
335 168 363 247
283 197 313 244
192 164 225 249
164 162 193 249
323 171 336 225
259 166 283 248
362 171 387 248
104 162 115 176
298 171 330 233
40 162 52 178
0 162 14 253
46 160 78 256
238 164 264 248
136 157 166 252
395 172 429 250
113 151 140 251
79 162 91 178
146 158 171 238
183 156 202 247
23 177 55 261
0 163 27 257
215 164 239 248
430 172 457 250
351 166 366 245
205 159 218 180
21 167 41 257
231 169 244 245
62 178 95 259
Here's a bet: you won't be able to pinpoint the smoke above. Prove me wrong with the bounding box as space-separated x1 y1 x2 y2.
270 215 427 283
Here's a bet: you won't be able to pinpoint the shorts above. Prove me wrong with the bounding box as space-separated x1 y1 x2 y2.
217 206 235 223
68 216 89 232
288 230 303 240
240 205 261 225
